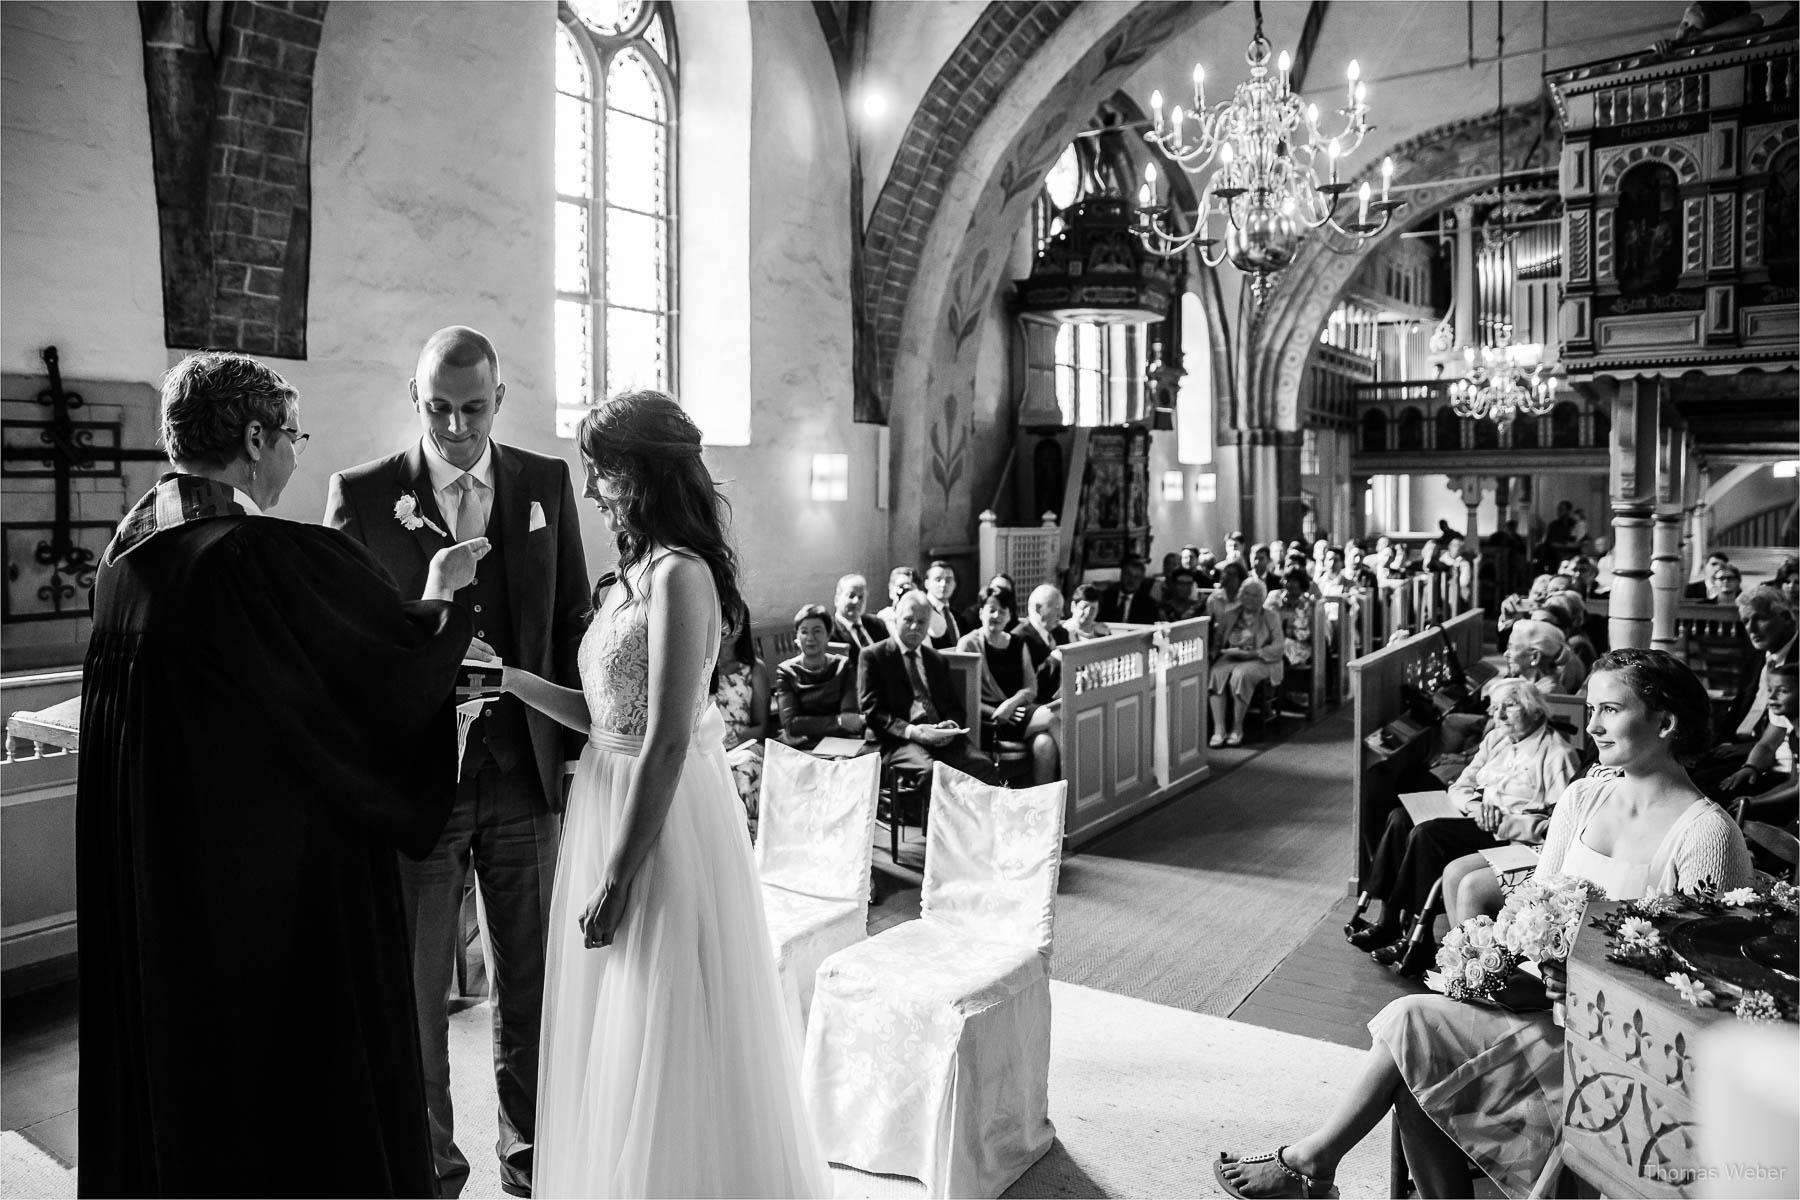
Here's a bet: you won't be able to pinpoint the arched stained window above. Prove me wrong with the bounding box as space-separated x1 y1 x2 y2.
555 1 677 437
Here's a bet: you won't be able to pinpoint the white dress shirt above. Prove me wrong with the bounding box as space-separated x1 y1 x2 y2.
421 438 494 536
232 488 264 516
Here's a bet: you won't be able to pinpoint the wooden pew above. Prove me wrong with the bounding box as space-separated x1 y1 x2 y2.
1347 609 1486 891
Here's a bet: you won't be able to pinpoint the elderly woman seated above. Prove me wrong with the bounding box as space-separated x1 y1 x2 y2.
1208 576 1285 748
1427 619 1577 783
1346 677 1583 976
1218 651 1751 1200
1533 591 1597 672
773 604 866 751
956 585 1060 784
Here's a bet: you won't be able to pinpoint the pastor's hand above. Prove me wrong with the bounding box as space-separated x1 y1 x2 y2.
425 537 492 600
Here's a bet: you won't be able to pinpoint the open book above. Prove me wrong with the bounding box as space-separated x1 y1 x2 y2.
808 736 868 759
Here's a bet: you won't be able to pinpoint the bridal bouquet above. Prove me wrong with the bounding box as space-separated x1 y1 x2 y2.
1494 874 1607 965
1426 916 1517 1003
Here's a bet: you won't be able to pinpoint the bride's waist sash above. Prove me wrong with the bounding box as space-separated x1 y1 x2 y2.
587 705 725 759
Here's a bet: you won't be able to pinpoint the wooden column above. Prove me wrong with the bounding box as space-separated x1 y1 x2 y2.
1608 378 1663 650
1651 425 1688 653
1452 202 1477 351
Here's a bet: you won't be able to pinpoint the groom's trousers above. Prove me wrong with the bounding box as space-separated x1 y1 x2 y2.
399 757 560 1199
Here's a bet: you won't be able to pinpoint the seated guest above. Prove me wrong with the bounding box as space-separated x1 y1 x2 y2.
1221 651 1751 1200
1065 583 1113 641
1158 567 1203 622
956 586 1060 785
1683 550 1730 600
1710 658 1798 815
1506 618 1578 694
1774 554 1799 608
1346 678 1582 975
859 591 995 784
1275 566 1316 671
1157 551 1182 589
713 624 770 832
1015 583 1071 699
986 571 1017 595
1533 591 1597 672
1317 546 1347 595
1100 554 1159 624
1222 530 1248 570
1180 544 1202 571
831 572 889 657
1194 547 1220 588
1208 577 1284 748
1710 562 1744 607
922 559 963 649
1285 549 1323 598
1341 540 1377 590
1557 554 1600 598
1250 542 1280 591
775 604 865 750
1205 560 1247 623
873 565 921 637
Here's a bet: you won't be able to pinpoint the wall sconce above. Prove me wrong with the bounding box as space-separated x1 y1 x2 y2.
1161 470 1185 501
1194 473 1218 503
1775 460 1798 479
811 453 849 502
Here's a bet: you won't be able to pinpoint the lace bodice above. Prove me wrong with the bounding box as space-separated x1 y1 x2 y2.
579 560 718 739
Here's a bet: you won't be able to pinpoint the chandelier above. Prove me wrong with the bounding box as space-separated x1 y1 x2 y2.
1444 0 1562 423
1449 342 1560 422
1135 0 1402 302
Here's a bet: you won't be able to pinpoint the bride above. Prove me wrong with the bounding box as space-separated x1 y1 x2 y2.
493 391 830 1198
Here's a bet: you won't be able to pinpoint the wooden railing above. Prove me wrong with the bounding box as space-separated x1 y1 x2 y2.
1586 596 1753 706
1715 502 1798 548
1353 380 1608 455
977 510 1062 596
1347 610 1487 889
2 668 84 995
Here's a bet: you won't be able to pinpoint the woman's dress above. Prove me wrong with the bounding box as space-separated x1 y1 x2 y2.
713 661 763 830
1369 770 1752 1198
534 586 831 1198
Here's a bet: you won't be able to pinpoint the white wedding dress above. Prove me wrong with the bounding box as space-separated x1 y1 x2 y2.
534 562 831 1198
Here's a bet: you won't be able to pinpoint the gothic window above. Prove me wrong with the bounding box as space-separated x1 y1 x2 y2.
555 1 677 437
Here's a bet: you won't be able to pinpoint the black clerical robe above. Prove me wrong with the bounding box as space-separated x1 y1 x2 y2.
77 474 470 1198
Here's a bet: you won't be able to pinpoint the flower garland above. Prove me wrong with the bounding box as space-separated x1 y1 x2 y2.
1589 880 1799 1025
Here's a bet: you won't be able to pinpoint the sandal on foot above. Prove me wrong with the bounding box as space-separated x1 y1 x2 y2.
1209 732 1225 748
1214 1148 1339 1199
1225 730 1244 746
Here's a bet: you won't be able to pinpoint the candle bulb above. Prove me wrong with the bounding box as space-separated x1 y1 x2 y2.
1381 155 1393 202
1307 103 1319 130
1329 137 1341 184
1171 105 1184 145
1346 59 1359 108
1358 180 1370 226
1151 89 1163 134
1194 63 1205 109
1355 80 1367 110
1144 161 1158 206
1278 49 1290 94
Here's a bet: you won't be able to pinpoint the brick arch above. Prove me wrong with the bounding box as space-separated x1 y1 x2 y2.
1246 102 1560 436
879 0 1214 557
858 1 1079 423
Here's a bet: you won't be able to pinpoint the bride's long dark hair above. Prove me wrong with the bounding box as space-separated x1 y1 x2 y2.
578 390 748 636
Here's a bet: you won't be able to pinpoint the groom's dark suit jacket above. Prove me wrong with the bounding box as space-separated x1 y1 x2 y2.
325 439 588 811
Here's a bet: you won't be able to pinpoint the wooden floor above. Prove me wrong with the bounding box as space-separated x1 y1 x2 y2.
1230 895 1429 1049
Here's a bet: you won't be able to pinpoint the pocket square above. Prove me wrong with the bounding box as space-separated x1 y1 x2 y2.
528 501 547 531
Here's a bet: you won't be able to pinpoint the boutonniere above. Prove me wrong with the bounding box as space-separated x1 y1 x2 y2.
394 492 447 536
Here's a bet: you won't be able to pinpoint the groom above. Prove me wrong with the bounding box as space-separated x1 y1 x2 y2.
325 326 589 1198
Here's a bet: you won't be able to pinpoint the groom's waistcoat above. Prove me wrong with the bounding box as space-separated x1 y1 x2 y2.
459 513 527 775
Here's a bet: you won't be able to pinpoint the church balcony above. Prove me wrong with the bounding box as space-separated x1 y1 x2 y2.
1350 379 1611 474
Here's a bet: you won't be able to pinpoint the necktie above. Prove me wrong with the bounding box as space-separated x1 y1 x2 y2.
851 620 870 648
452 473 485 543
904 649 940 724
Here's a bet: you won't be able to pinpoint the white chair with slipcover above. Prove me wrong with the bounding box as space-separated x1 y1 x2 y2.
755 739 881 1035
801 761 1068 1198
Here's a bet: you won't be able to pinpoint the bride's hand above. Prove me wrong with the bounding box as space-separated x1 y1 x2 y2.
580 879 629 949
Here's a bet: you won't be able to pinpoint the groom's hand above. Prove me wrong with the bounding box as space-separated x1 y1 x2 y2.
466 637 498 663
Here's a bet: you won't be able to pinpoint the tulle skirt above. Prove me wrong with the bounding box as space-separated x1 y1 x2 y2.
534 708 831 1198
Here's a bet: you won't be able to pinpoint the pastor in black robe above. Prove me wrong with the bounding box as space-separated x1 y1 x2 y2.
77 474 471 1198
